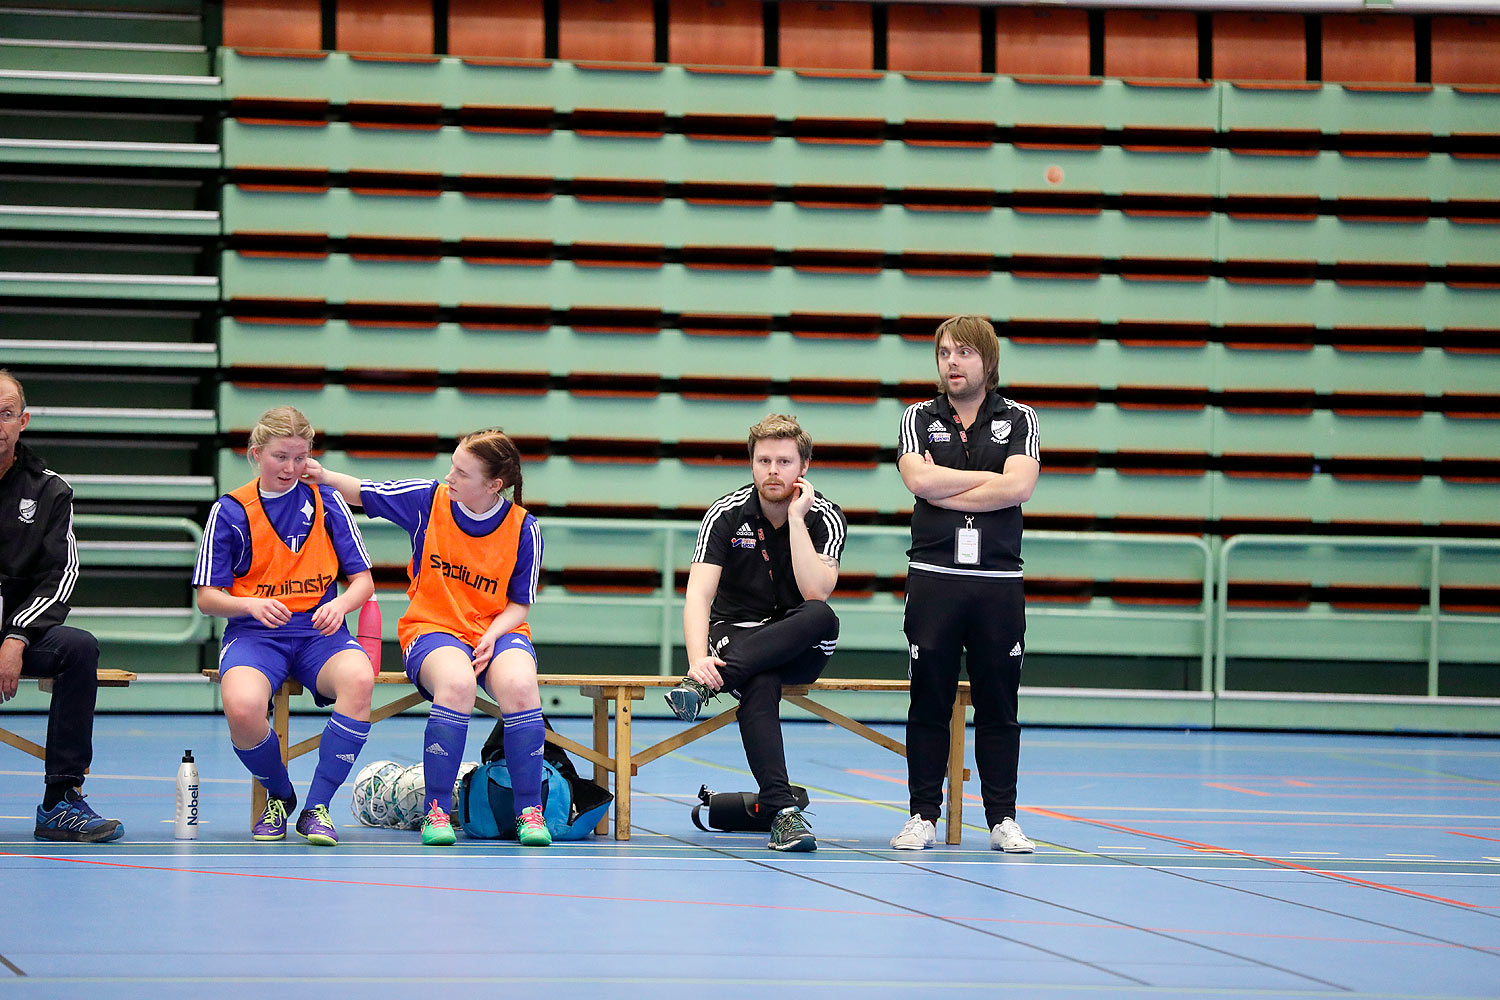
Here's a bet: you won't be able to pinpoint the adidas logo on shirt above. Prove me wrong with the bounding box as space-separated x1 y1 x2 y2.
927 420 945 433
336 753 356 763
735 523 755 537
1009 642 1023 657
425 742 449 756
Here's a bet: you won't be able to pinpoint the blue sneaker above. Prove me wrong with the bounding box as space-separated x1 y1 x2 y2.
34 788 124 843
665 677 717 722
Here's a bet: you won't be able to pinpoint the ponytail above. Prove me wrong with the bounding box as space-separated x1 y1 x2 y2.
458 428 523 507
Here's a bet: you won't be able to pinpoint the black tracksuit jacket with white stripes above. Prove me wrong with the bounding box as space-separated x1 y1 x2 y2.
0 442 80 645
898 391 1041 575
692 484 848 624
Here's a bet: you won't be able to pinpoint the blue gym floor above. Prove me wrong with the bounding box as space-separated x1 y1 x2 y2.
2 713 1498 999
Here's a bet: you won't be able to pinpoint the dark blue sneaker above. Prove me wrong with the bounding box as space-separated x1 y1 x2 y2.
767 805 816 852
665 677 717 722
34 788 124 843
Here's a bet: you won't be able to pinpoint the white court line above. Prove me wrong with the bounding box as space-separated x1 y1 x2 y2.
5 771 1497 819
7 845 1500 877
0 769 264 785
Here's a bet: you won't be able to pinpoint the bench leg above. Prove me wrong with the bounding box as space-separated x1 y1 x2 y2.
251 684 293 829
613 690 632 841
592 694 610 837
945 693 966 845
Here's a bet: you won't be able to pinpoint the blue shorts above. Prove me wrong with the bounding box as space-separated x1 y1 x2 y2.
402 630 537 703
218 627 365 707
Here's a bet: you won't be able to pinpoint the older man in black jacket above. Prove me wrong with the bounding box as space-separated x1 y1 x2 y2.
0 369 123 842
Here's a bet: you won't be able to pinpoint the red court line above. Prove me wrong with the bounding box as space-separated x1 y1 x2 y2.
1019 772 1496 783
1094 820 1500 832
1449 831 1500 843
869 767 1496 787
1021 806 1478 908
849 767 984 803
0 851 913 919
1205 783 1271 796
1217 794 1500 802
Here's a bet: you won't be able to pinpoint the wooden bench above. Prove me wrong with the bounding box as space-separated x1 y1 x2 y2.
0 669 138 761
205 670 972 843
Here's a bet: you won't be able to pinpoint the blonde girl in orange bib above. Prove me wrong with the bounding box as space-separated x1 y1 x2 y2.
193 406 376 846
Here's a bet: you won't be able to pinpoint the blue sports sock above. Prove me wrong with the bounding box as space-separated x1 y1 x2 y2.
502 708 546 814
423 704 470 813
234 729 294 801
305 711 370 810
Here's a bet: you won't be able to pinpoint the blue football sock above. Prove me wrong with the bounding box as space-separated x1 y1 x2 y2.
423 704 470 813
234 729 294 801
502 708 546 814
305 711 370 810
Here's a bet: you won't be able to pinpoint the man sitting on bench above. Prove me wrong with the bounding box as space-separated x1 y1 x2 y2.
666 414 847 852
0 369 123 842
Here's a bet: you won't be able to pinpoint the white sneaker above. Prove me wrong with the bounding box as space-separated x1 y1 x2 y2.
990 817 1035 853
890 813 937 850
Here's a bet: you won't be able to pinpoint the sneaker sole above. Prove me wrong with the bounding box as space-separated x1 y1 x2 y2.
769 836 816 852
422 830 457 846
252 833 286 841
299 832 338 847
518 833 553 847
33 823 124 844
663 691 701 722
890 840 933 850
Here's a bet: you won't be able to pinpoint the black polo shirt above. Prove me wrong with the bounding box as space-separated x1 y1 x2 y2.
897 391 1040 576
692 484 848 623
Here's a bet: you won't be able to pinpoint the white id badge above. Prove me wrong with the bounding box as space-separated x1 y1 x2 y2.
955 526 981 564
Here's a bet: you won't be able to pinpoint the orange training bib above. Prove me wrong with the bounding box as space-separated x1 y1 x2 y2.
397 485 531 649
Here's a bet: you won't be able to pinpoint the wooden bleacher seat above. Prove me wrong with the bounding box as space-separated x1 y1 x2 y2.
1103 10 1199 83
669 0 763 69
336 0 434 56
558 0 656 65
886 4 981 76
994 7 1089 80
1321 14 1414 87
449 0 545 61
1212 12 1305 84
1430 15 1500 87
223 0 322 51
777 0 874 73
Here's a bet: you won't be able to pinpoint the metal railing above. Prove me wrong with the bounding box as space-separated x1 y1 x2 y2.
1215 534 1500 697
534 520 1215 681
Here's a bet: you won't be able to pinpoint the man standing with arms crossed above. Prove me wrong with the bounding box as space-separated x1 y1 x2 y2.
890 317 1040 853
666 414 846 852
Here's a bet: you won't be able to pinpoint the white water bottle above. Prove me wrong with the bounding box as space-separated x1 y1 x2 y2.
174 749 199 840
